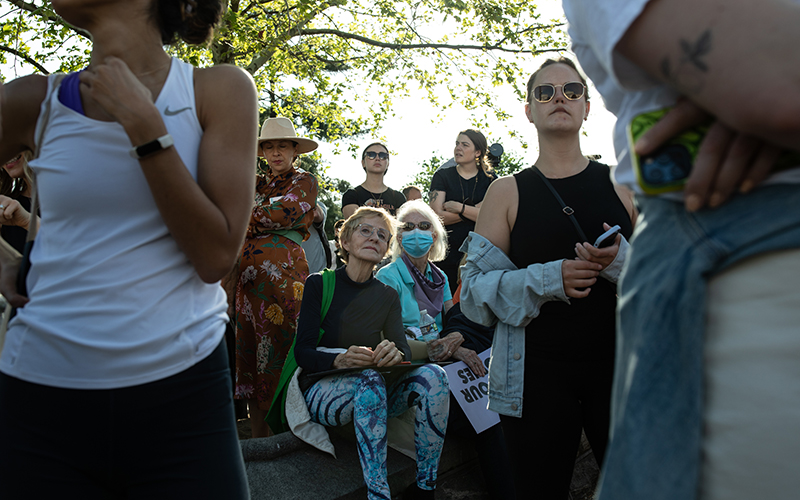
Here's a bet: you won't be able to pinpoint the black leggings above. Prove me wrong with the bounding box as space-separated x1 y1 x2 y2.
0 341 249 500
500 355 613 499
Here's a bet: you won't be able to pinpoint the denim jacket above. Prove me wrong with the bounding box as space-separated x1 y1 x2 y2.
459 232 628 417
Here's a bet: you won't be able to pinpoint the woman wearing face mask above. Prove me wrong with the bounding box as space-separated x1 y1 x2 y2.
376 201 452 343
376 200 514 498
376 201 478 367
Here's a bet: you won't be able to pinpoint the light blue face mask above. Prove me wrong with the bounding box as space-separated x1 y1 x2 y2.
401 228 434 258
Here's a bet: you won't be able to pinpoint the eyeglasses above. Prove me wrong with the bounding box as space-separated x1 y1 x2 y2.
401 221 432 232
364 151 390 160
356 223 390 243
531 82 586 103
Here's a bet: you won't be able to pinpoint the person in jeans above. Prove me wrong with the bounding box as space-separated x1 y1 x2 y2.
562 0 800 498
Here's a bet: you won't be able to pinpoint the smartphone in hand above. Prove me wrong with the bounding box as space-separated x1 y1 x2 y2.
594 225 621 248
627 108 708 195
628 107 800 195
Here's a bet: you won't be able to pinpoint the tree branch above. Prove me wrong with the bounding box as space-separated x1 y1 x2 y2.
0 45 49 74
298 28 562 54
6 0 91 40
243 0 347 74
6 0 38 14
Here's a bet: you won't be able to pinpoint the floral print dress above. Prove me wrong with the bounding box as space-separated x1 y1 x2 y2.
234 168 318 410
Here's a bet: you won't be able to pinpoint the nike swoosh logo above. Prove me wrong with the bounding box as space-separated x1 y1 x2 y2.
164 106 192 116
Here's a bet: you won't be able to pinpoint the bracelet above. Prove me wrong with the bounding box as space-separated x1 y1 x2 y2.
129 134 174 160
459 203 466 215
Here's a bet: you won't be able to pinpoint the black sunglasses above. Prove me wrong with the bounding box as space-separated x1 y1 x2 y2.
532 82 586 103
364 151 390 160
401 221 432 232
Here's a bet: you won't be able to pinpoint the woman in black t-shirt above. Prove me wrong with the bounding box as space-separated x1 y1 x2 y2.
429 129 496 293
341 142 406 217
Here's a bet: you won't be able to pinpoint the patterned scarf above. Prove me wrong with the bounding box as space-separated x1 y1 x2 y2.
401 253 446 316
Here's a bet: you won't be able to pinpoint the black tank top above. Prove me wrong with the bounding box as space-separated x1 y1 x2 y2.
509 162 633 362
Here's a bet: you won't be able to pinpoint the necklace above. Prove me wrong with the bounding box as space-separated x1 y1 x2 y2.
458 170 479 205
133 59 172 78
364 185 384 207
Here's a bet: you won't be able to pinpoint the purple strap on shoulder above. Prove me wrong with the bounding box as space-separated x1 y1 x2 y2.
58 72 85 115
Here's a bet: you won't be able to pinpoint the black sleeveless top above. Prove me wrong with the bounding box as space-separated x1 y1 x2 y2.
509 162 633 362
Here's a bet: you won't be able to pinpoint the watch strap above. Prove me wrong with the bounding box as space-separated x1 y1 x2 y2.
129 134 174 159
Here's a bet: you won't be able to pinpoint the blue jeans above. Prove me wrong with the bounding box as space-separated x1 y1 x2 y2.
304 365 449 500
597 184 800 500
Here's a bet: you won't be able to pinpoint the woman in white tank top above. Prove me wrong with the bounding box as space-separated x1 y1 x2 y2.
0 0 257 498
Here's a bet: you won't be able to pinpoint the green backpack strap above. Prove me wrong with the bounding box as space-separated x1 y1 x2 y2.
266 268 335 434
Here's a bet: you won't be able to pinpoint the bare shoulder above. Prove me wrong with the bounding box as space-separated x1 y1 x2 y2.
487 175 517 198
1 74 49 156
6 74 48 99
194 64 256 104
193 65 257 125
474 175 518 254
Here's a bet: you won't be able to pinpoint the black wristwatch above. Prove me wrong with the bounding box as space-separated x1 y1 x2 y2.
129 134 174 160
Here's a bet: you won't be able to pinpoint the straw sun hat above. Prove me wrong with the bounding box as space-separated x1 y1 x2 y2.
257 117 318 155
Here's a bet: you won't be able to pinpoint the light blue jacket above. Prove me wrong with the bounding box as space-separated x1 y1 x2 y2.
459 232 627 417
375 259 452 332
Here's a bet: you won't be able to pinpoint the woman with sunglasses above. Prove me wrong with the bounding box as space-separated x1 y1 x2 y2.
377 200 515 499
376 200 453 342
341 142 406 218
283 206 449 500
429 129 497 294
375 201 453 353
460 57 637 498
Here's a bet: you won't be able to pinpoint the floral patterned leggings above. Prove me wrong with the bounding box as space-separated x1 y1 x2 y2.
304 365 450 500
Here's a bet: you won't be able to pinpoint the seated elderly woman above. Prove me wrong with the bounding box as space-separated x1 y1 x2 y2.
377 200 513 498
375 200 467 363
267 206 449 500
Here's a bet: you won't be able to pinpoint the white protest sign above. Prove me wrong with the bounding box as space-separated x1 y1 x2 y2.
443 348 500 434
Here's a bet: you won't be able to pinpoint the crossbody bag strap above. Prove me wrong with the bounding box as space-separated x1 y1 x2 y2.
319 268 335 329
533 166 589 243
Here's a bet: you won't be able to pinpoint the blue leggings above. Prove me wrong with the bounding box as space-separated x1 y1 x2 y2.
304 365 449 500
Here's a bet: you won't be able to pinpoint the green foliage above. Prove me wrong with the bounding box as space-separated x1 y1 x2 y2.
410 155 445 201
295 155 350 239
1 0 562 226
1 1 567 143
